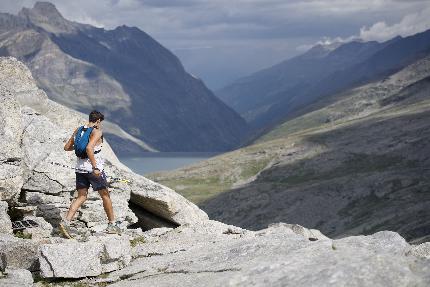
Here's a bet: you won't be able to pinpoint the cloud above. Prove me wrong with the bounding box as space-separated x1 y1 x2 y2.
359 6 430 41
2 0 430 89
297 2 430 52
72 15 105 28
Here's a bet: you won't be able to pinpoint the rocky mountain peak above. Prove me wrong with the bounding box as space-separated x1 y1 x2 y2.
18 1 76 34
32 1 61 16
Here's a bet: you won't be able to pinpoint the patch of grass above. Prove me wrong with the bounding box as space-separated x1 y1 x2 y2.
130 236 146 247
240 158 272 179
157 177 232 204
97 273 109 279
14 230 32 239
257 111 330 143
153 155 276 205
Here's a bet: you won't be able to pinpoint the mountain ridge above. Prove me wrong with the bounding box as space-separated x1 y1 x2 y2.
216 30 430 136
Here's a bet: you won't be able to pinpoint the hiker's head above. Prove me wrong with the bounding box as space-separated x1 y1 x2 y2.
89 110 104 128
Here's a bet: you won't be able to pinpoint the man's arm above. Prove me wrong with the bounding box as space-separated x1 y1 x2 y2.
86 129 102 174
64 128 78 151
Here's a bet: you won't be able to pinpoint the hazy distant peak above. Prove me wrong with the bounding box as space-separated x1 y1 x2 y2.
301 42 342 59
18 1 77 34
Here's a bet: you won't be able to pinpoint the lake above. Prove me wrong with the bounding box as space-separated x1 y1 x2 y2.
118 152 219 175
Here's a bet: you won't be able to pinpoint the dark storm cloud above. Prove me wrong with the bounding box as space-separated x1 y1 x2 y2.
1 0 430 89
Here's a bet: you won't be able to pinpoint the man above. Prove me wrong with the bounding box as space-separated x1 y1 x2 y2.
60 110 120 238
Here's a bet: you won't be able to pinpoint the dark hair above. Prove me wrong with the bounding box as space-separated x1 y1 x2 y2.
89 110 104 123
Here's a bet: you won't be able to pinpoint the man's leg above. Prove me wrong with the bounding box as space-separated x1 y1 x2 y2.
66 188 88 221
60 188 88 238
98 188 121 234
98 188 114 222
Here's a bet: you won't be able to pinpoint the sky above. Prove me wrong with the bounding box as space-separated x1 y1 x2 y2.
2 0 430 91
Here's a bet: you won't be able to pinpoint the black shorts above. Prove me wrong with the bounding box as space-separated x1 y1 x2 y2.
75 171 108 191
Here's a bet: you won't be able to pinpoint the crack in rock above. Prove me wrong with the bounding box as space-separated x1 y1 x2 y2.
32 170 66 190
40 250 56 278
125 267 242 282
134 248 187 259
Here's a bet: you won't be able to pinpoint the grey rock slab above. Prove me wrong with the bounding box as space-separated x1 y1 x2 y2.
0 268 33 287
131 220 251 258
105 225 430 287
0 87 23 204
90 234 132 273
332 231 411 255
0 234 40 271
39 234 132 278
20 107 77 194
259 222 330 241
22 215 53 239
129 175 209 226
39 240 103 278
0 201 12 234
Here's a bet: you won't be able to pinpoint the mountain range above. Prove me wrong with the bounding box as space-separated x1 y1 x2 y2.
216 30 430 137
0 2 249 154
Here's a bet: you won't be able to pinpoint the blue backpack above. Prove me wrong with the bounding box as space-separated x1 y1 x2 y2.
74 126 94 159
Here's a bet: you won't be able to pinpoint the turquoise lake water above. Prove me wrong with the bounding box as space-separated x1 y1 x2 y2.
118 152 219 175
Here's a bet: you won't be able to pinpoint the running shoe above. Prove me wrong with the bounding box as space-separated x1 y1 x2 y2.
59 220 74 239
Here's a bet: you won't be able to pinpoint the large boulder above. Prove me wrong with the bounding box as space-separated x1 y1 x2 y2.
39 234 131 278
0 234 39 271
129 176 209 226
39 241 103 278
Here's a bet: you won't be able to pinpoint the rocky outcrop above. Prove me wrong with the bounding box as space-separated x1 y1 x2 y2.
0 56 209 284
75 221 430 287
0 56 208 232
130 178 209 226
